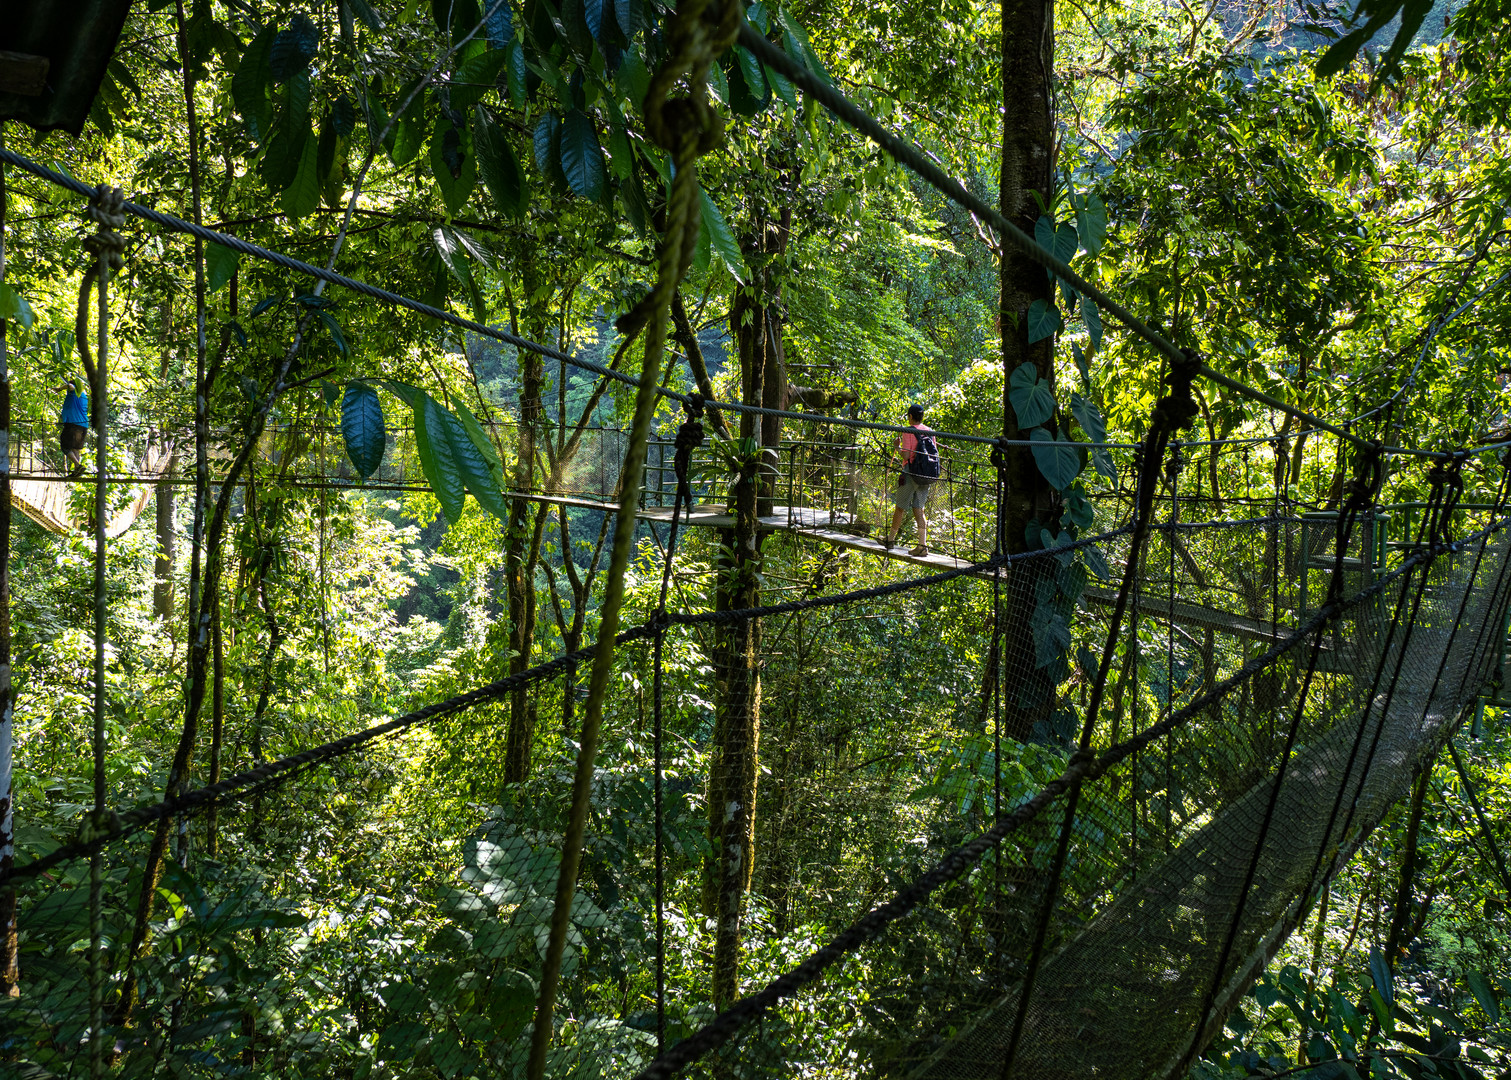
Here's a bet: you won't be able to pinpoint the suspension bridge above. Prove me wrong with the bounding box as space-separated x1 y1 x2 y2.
1 12 1508 1080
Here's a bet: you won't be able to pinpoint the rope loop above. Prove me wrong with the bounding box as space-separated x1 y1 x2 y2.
643 0 740 159
1151 347 1202 435
673 407 706 488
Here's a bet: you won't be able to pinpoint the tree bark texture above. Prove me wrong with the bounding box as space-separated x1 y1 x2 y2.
504 334 546 783
153 451 178 620
998 0 1058 740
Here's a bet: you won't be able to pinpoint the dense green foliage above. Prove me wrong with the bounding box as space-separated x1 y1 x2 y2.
2 0 1511 1075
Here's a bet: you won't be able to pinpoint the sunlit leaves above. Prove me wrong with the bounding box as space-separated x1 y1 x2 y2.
205 243 239 293
0 283 33 329
700 190 747 284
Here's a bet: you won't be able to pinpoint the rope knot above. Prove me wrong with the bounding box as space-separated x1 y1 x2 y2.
1151 348 1201 435
643 0 740 158
83 184 128 270
990 437 1011 471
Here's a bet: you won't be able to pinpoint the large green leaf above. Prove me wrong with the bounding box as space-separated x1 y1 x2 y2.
426 393 510 521
475 111 527 217
1076 195 1108 255
1466 970 1499 1022
1008 362 1055 429
268 14 319 82
1368 946 1394 1007
1053 221 1078 264
415 393 468 523
699 189 746 283
453 398 507 490
1026 298 1062 344
430 116 477 214
1070 391 1114 479
341 383 386 480
484 0 514 47
451 47 509 110
614 0 643 36
0 283 34 329
282 135 321 218
232 25 277 139
1080 294 1103 351
534 113 568 192
393 114 426 166
1030 427 1081 491
560 109 606 201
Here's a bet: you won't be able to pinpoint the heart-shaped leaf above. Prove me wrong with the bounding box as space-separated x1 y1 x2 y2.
1026 298 1062 344
1009 362 1055 429
1030 427 1081 491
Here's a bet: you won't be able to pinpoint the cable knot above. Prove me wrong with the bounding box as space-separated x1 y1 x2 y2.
83 184 128 270
1151 348 1201 435
990 437 1011 471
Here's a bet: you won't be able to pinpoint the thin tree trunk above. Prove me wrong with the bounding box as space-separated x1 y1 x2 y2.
0 129 17 997
154 451 178 620
997 0 1058 740
504 319 546 783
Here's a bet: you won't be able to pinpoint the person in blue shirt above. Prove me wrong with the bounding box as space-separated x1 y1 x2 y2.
57 377 89 476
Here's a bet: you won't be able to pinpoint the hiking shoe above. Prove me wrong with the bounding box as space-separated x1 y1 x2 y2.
880 536 894 550
910 544 929 557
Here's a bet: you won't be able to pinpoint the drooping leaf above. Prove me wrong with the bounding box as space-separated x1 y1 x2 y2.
453 397 507 490
1053 221 1078 265
430 115 477 213
699 189 746 284
1030 600 1072 669
393 115 426 166
331 94 357 136
0 283 34 329
415 393 468 523
1008 362 1055 429
346 0 384 29
505 38 528 105
1026 298 1062 344
451 47 509 110
583 0 608 40
1071 392 1115 480
764 62 797 107
424 392 510 521
616 47 650 107
1465 970 1500 1022
726 47 770 115
1076 195 1108 256
1368 946 1394 1007
231 25 277 139
484 0 514 47
614 0 643 36
1081 294 1103 351
316 310 349 355
1030 427 1081 491
281 134 321 218
560 109 606 201
474 109 527 218
268 14 319 83
250 293 282 317
341 383 386 479
205 243 240 294
534 112 568 192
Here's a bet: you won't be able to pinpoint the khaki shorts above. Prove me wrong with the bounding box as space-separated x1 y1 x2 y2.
893 472 932 511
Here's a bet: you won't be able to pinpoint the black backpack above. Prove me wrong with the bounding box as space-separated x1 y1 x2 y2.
906 427 940 480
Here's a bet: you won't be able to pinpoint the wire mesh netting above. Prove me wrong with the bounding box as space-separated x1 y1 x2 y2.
4 444 1509 1080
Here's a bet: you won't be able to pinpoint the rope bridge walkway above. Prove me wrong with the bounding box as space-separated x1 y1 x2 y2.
2 8 1510 1077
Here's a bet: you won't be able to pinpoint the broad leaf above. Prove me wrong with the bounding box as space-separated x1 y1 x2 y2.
560 109 606 201
475 110 527 217
1030 600 1071 669
1081 294 1103 350
393 115 426 167
316 310 349 355
415 393 468 523
1034 214 1056 262
1053 221 1078 265
1076 195 1108 255
1070 391 1114 479
1030 427 1081 491
453 398 507 490
583 0 608 40
0 283 34 329
1008 362 1055 429
282 135 321 218
232 25 277 139
341 383 386 479
1465 970 1499 1022
426 393 510 521
614 0 643 36
765 62 797 107
1026 298 1061 344
450 48 509 110
1368 946 1394 1007
484 0 514 47
268 14 319 83
430 116 477 214
534 113 568 192
699 189 746 284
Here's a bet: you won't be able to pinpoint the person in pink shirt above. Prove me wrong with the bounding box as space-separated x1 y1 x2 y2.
881 404 940 556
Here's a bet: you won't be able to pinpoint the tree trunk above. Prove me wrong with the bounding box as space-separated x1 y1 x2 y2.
503 332 546 784
153 451 178 620
997 0 1058 741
